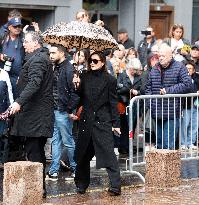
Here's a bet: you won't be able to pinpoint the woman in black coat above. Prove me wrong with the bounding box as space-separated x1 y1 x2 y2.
117 58 143 154
73 51 121 196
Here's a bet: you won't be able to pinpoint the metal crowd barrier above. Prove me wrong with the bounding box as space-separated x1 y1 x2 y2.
125 93 199 182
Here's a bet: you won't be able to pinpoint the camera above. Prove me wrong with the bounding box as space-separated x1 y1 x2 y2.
26 25 35 32
3 55 14 72
140 30 152 36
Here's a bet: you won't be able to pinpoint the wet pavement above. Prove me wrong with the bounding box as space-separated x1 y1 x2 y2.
44 179 199 205
45 157 199 204
1 156 199 204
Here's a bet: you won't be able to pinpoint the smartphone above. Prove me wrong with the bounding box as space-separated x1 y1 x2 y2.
26 25 35 32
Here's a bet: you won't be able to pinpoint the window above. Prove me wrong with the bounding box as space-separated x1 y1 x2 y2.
83 0 118 11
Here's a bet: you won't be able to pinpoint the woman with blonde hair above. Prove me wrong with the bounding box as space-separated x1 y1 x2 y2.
164 24 190 61
110 44 126 77
76 9 90 22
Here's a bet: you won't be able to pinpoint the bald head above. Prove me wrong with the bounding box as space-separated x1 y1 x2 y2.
159 44 173 68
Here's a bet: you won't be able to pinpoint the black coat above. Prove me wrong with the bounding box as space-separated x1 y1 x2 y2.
75 69 120 169
137 37 156 67
117 71 142 105
11 47 54 138
54 60 80 113
0 80 10 113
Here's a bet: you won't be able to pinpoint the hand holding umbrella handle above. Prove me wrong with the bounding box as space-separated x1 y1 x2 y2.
73 73 81 90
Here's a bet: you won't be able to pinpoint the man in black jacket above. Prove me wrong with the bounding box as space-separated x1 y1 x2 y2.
117 28 134 49
10 31 54 197
46 44 79 181
137 26 156 67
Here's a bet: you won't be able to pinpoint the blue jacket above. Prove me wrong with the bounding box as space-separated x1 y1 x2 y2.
145 59 192 119
0 80 10 113
0 26 25 78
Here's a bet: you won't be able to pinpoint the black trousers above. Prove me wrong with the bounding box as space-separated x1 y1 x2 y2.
25 137 47 189
74 138 121 190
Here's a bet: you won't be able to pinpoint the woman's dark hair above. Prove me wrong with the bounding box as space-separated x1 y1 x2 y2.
87 51 107 72
81 49 90 63
103 48 113 58
126 47 138 58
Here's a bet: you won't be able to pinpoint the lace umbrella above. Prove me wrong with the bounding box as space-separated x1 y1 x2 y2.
42 21 118 51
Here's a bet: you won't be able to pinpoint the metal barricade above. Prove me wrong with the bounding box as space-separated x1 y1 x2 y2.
125 93 199 182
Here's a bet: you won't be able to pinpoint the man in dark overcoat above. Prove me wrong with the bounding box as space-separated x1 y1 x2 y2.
10 31 54 197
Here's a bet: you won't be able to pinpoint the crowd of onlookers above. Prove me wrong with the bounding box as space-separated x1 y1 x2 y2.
0 8 199 197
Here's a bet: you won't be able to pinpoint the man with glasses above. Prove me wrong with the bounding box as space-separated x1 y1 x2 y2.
0 17 24 99
0 17 24 98
0 9 22 33
137 26 156 67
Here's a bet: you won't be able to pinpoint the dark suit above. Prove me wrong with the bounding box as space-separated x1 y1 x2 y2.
74 69 121 191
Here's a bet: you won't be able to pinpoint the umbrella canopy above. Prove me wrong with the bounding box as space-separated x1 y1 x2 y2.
42 21 118 51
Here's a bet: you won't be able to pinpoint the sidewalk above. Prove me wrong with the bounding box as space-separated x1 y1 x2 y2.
44 178 199 205
45 154 144 198
1 154 199 203
45 154 199 199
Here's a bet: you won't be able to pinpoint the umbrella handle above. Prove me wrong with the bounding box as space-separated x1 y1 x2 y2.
73 69 80 90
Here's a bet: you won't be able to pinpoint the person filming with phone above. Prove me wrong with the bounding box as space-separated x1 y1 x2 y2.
137 26 156 67
0 16 24 99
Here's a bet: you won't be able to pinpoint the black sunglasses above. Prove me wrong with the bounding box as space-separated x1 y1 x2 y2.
13 25 22 28
89 58 101 64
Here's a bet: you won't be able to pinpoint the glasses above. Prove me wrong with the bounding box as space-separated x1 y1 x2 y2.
89 58 101 64
12 25 22 29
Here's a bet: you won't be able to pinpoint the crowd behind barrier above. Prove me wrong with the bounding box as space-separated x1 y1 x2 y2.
0 8 199 197
126 93 199 181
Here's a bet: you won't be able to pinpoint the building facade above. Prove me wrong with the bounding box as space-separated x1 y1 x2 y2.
0 0 81 31
0 0 196 47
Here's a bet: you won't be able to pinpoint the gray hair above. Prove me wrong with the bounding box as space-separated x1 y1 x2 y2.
25 31 43 45
126 58 142 70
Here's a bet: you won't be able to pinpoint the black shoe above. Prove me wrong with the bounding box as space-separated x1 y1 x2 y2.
65 172 75 181
43 189 47 198
60 160 71 172
118 148 129 155
76 187 86 194
108 187 121 196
